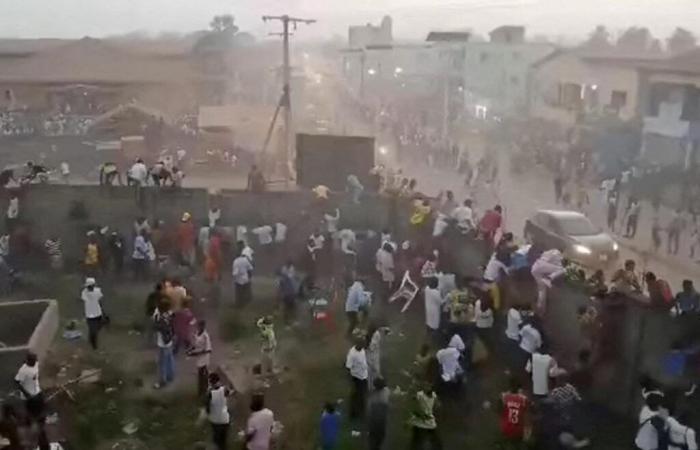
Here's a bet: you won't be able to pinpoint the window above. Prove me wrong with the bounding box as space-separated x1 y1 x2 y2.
558 83 583 109
610 90 627 110
480 52 489 63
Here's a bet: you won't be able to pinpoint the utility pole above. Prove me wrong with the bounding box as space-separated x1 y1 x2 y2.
262 14 315 186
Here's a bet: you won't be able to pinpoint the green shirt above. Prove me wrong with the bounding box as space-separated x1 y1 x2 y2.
408 391 437 429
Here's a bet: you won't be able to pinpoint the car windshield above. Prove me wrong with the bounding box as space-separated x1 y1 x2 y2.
555 215 598 236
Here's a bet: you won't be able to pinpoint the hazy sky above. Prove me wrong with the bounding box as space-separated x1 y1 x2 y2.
3 0 699 42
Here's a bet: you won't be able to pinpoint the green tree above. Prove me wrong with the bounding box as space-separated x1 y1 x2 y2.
584 25 612 49
209 14 238 34
667 27 696 54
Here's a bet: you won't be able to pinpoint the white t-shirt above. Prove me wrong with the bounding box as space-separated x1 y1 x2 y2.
193 330 212 368
232 256 254 285
424 287 445 330
208 209 221 228
505 308 522 341
247 408 274 450
324 210 339 234
274 223 287 243
668 417 698 450
451 206 474 230
60 162 70 176
15 363 40 397
208 386 230 424
346 346 368 380
436 347 462 382
7 197 18 219
483 256 507 282
432 215 449 237
526 353 556 396
338 229 356 254
129 162 148 184
474 300 494 329
252 226 273 245
81 287 103 319
519 324 542 354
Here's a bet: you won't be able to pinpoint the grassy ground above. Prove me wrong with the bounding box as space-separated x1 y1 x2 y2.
6 269 638 450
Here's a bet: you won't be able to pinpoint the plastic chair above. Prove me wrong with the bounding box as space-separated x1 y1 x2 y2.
389 270 420 313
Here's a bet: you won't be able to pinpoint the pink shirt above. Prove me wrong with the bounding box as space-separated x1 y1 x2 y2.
247 408 274 450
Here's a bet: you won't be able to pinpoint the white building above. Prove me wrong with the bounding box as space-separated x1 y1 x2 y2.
460 26 556 115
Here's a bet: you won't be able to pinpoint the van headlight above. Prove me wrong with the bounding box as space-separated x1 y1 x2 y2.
612 242 619 252
573 244 592 255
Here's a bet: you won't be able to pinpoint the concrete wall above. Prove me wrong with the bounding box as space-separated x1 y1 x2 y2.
2 185 397 268
0 299 59 395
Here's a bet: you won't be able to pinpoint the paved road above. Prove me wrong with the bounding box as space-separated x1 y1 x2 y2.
303 58 698 289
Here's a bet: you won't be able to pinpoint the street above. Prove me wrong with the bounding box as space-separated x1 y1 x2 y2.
302 55 699 289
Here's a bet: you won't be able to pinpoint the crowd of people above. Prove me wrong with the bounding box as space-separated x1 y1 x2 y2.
1 107 700 450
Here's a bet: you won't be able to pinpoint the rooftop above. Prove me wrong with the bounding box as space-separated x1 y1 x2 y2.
426 31 471 43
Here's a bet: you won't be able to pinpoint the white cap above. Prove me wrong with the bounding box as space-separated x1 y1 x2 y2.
84 277 96 287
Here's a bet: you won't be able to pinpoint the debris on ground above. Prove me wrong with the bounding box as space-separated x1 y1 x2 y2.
121 420 139 435
78 369 102 384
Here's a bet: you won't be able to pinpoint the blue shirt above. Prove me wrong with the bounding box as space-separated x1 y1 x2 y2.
320 411 341 447
676 290 700 313
345 282 366 313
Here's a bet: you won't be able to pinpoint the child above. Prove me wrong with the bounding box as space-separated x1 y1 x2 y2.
319 402 341 450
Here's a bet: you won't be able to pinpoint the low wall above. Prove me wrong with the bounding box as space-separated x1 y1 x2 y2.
0 299 59 395
1 185 401 269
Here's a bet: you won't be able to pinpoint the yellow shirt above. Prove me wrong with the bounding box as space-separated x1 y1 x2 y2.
410 201 431 226
84 243 99 265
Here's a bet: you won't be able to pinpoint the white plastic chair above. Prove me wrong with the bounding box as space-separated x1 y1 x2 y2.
389 270 419 313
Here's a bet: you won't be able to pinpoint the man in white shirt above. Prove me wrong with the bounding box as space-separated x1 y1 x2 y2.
424 277 447 343
207 372 231 450
346 341 368 420
252 225 273 245
518 321 543 377
436 334 464 383
15 352 43 421
188 320 212 396
323 208 340 235
451 199 475 233
246 394 275 450
668 413 697 450
208 207 221 228
525 348 561 397
81 277 104 350
505 307 523 341
128 158 148 187
232 251 254 308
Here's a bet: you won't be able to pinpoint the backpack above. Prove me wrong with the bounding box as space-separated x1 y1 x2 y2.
154 312 173 344
650 415 670 450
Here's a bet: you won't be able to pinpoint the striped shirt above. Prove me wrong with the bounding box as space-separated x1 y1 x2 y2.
44 239 62 257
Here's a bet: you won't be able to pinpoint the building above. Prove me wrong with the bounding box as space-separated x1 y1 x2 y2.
459 26 555 115
529 49 655 127
0 35 278 116
348 16 393 49
637 48 700 167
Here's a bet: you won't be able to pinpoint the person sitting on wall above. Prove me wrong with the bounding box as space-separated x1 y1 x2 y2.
99 162 122 186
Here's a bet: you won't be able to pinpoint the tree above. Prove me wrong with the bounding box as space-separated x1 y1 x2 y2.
583 25 612 49
209 14 238 34
667 27 697 54
616 27 653 52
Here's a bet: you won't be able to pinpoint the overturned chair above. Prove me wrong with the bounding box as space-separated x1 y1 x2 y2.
389 270 420 313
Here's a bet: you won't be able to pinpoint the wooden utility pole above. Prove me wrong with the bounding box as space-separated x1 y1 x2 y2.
262 14 315 185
